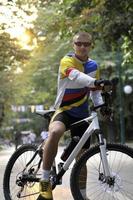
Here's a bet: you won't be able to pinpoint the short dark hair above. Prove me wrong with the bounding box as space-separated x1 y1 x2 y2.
73 31 92 43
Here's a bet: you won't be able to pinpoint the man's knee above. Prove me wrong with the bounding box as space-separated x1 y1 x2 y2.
48 121 66 141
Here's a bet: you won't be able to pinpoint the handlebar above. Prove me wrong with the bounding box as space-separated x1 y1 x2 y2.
95 78 118 87
94 78 118 92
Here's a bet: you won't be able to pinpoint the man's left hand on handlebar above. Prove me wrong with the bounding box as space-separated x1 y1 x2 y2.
94 79 112 92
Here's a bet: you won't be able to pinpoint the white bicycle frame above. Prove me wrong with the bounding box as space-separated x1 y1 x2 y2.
62 111 111 177
36 109 111 178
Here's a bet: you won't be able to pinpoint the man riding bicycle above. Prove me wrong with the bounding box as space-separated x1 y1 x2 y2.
37 31 108 200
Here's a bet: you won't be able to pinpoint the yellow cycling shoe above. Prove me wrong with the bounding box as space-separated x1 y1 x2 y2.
36 180 53 200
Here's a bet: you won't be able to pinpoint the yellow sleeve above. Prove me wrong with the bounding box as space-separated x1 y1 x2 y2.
60 56 75 78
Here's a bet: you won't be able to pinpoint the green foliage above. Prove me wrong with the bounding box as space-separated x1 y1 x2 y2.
0 1 35 124
28 39 71 107
122 36 133 65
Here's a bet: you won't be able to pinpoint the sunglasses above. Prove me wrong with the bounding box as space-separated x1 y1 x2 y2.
74 42 91 47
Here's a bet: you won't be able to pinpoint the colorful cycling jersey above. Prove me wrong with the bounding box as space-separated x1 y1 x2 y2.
54 52 103 118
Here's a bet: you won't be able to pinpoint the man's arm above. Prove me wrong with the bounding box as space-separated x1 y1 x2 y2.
60 57 96 87
66 67 96 87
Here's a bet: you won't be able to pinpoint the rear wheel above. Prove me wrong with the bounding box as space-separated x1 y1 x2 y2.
3 144 42 200
70 143 133 200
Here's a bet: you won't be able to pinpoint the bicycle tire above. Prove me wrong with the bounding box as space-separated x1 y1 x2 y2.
70 143 133 200
3 144 41 200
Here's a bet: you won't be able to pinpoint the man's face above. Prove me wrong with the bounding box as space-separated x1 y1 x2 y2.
73 35 91 59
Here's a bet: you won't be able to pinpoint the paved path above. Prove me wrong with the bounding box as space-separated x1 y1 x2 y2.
0 146 15 200
0 146 74 200
0 142 133 200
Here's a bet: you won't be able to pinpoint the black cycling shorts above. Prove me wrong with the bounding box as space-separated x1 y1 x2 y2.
52 111 90 149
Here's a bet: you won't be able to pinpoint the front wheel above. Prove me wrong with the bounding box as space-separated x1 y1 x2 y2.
70 143 133 200
3 144 42 200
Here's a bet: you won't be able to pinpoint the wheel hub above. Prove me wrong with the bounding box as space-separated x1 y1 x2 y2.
99 172 123 193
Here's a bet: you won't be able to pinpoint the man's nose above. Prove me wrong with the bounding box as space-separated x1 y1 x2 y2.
80 44 86 48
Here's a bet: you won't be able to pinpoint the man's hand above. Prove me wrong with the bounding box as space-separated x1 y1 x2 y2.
94 79 112 87
94 79 112 92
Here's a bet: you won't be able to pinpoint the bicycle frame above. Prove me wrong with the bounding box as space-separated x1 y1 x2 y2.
56 111 111 183
21 110 111 187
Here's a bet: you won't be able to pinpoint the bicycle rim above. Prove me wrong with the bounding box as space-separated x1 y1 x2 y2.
3 144 42 200
70 143 133 200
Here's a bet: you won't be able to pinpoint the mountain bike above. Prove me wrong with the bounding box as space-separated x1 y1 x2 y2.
3 80 133 200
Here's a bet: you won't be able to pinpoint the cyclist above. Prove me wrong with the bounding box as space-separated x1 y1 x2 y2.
37 31 107 200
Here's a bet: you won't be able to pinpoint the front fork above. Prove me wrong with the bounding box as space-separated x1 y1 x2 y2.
98 133 111 178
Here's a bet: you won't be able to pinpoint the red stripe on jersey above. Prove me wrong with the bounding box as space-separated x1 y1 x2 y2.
65 67 75 77
63 91 86 101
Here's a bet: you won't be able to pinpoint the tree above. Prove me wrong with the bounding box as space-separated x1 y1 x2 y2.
0 0 37 125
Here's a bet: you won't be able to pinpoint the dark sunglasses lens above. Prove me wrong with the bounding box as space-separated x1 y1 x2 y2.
74 42 90 47
75 42 82 46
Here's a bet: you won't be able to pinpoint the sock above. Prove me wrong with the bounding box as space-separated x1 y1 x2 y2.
41 170 50 181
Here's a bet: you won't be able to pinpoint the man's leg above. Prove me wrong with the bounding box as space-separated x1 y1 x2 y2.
37 121 66 200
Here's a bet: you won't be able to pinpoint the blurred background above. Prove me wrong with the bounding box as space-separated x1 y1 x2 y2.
0 0 133 149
